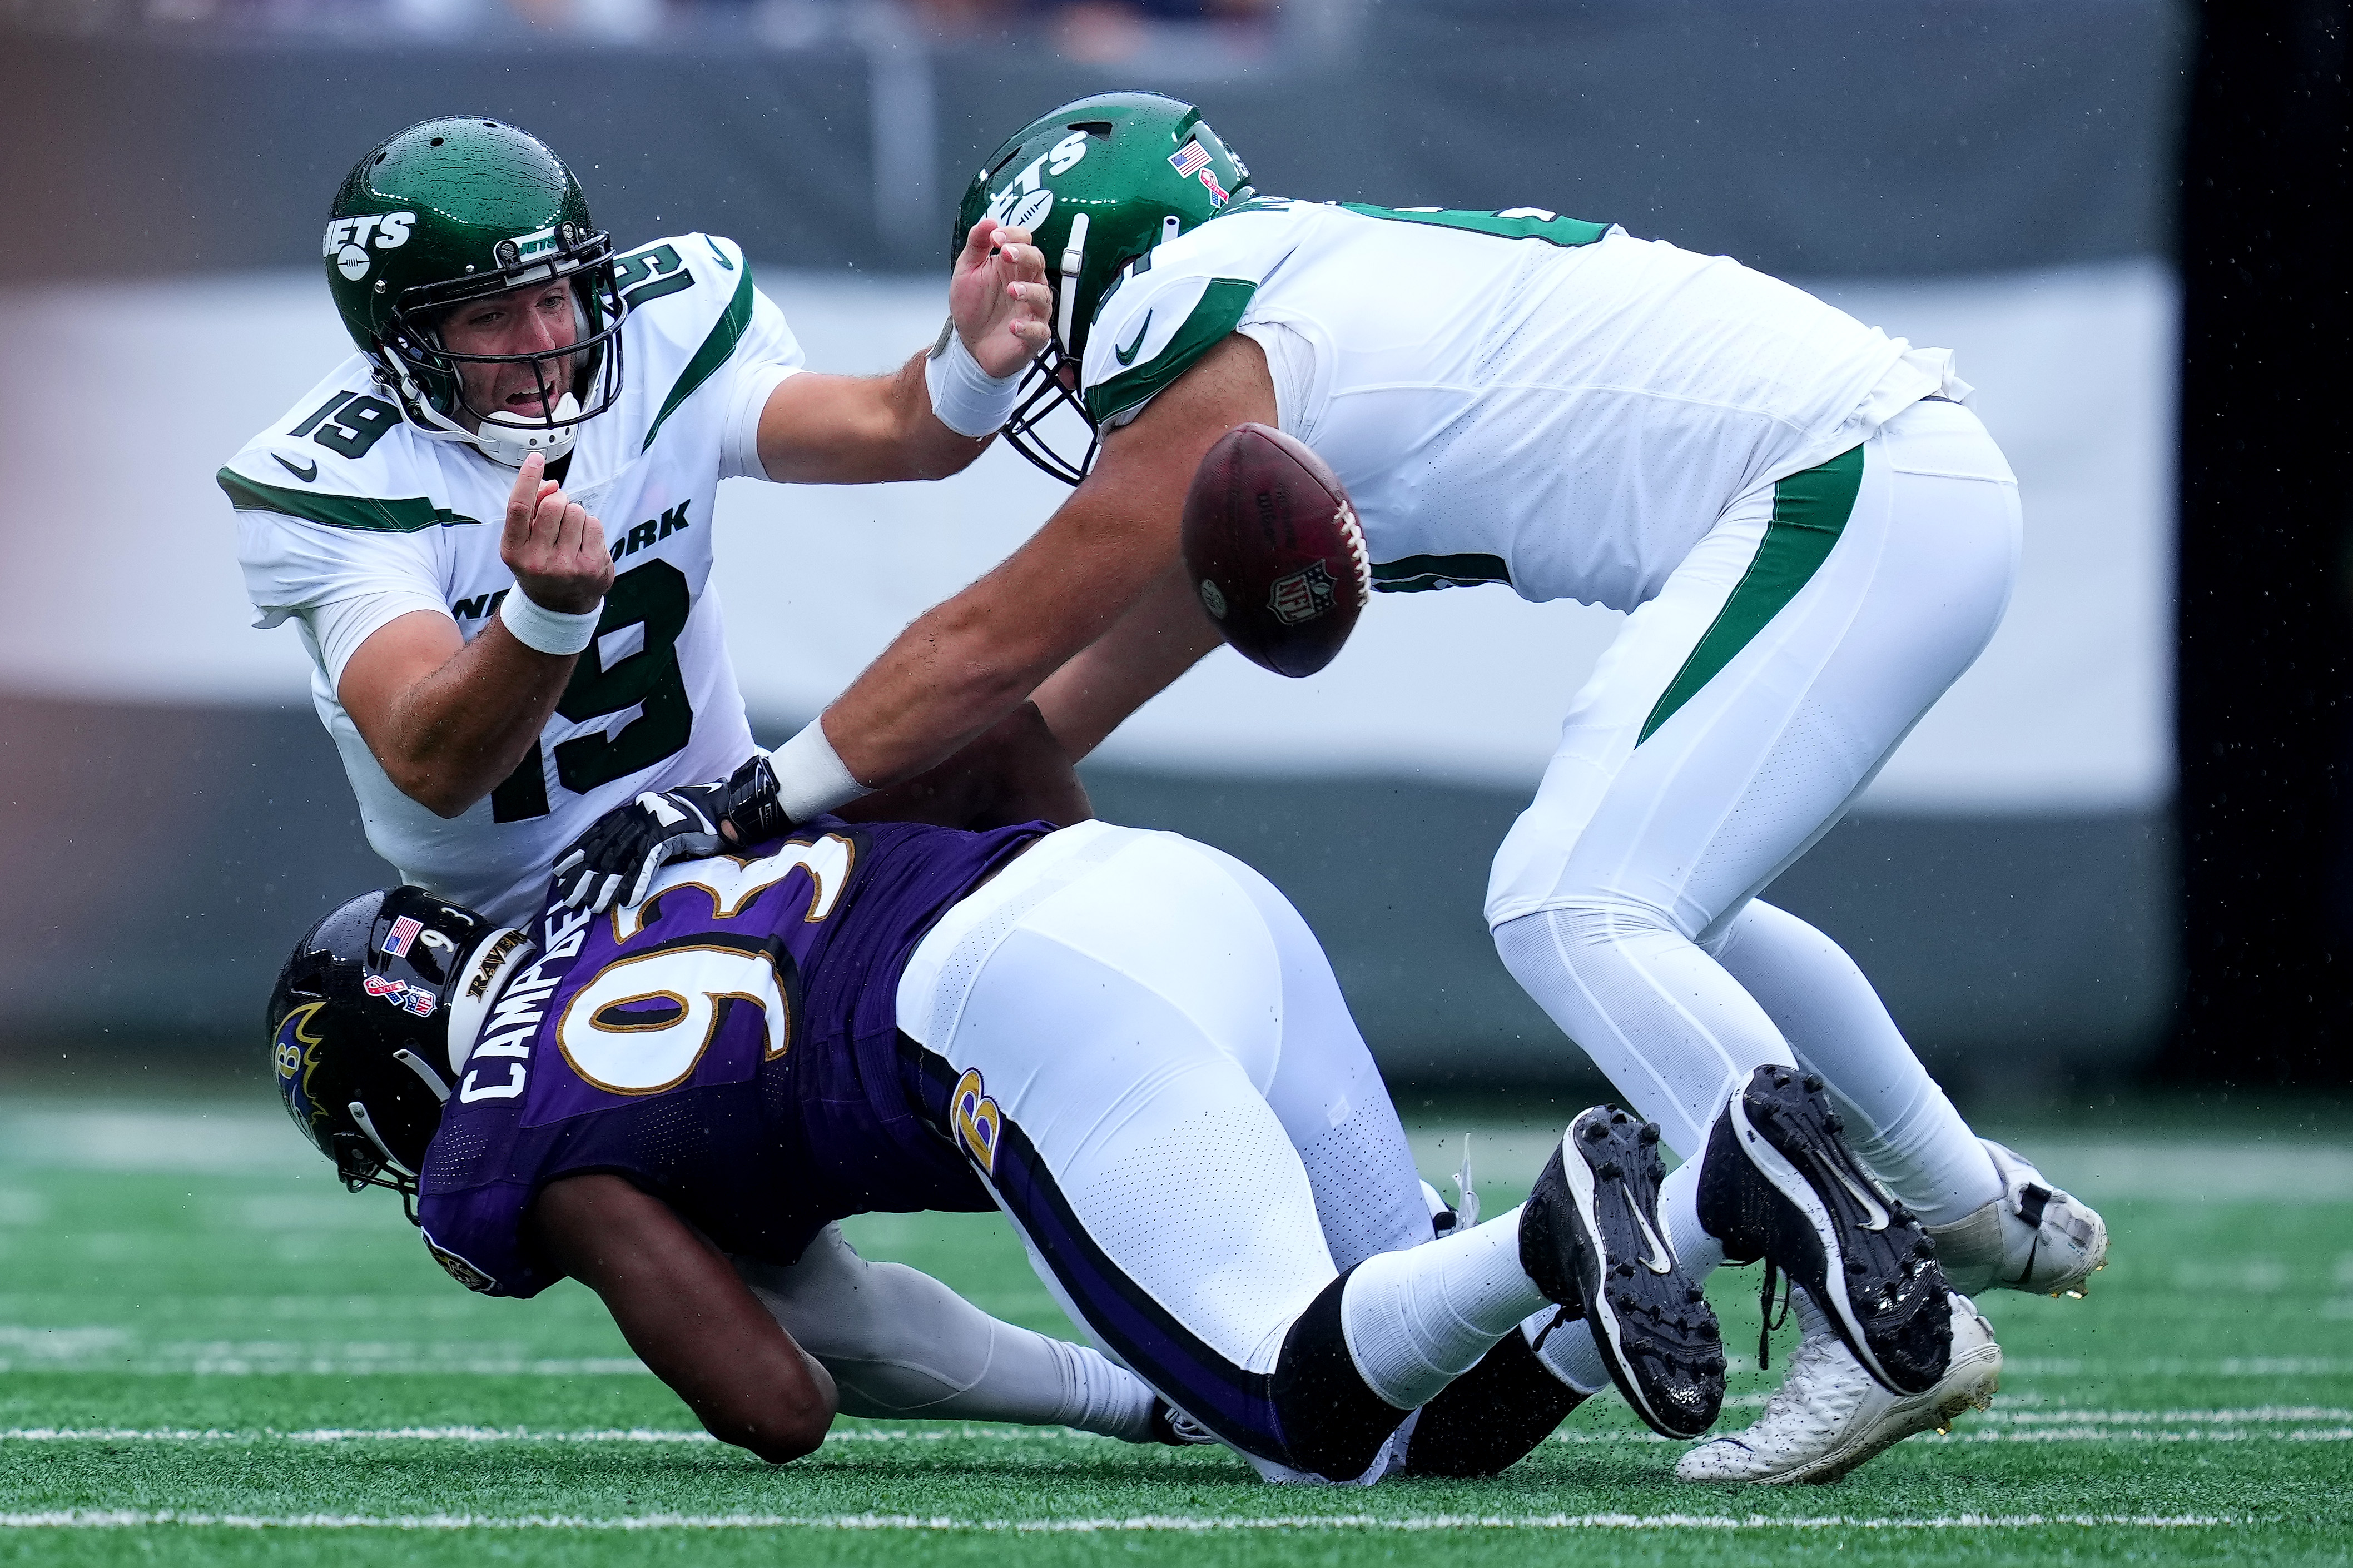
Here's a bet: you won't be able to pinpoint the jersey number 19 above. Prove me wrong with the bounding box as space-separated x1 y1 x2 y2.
491 558 693 822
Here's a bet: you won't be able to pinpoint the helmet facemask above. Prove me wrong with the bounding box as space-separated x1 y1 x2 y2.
376 225 628 469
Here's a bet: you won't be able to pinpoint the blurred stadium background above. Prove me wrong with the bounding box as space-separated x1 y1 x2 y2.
0 0 2340 1099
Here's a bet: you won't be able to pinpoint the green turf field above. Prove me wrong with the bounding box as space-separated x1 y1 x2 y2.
2 1096 2349 1565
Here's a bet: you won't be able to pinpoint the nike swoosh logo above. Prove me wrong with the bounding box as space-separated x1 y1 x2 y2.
1626 1189 1677 1274
274 454 319 482
1829 1161 1892 1232
1114 311 1152 366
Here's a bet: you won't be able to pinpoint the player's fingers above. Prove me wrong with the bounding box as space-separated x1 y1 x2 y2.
527 485 572 551
956 217 997 270
624 845 674 912
555 500 590 555
590 870 622 916
503 452 545 544
577 513 610 573
999 242 1046 283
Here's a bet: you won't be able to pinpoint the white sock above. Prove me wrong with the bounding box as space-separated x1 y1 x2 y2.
1660 1157 1726 1277
1040 1336 1160 1441
1339 1206 1549 1409
1712 902 2000 1226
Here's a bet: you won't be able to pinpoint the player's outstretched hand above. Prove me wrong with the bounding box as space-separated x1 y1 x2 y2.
552 754 795 913
947 219 1051 378
502 452 615 616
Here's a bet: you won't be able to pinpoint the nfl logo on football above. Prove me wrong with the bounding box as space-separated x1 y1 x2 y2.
1267 561 1337 626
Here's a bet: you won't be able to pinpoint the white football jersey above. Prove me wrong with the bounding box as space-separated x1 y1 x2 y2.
223 233 795 927
1080 200 1965 613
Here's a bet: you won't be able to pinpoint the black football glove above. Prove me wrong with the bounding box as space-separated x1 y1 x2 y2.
552 753 793 914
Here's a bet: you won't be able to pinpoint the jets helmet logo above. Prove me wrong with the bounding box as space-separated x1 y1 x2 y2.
322 211 416 282
985 131 1090 231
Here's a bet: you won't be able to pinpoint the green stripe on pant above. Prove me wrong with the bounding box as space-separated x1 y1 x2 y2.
1638 444 1866 745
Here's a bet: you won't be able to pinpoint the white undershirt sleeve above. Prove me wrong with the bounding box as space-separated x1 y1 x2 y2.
719 287 810 482
309 591 454 689
237 509 453 690
1237 319 1318 437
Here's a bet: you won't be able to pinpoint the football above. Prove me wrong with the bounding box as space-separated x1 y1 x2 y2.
1180 422 1371 678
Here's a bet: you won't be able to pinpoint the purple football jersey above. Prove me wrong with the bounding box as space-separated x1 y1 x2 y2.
414 817 1044 1297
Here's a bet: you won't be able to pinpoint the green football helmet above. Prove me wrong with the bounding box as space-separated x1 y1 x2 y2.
954 92 1253 483
326 118 628 466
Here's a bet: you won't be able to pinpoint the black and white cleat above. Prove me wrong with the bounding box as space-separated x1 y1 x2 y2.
1520 1105 1726 1439
1698 1066 1953 1397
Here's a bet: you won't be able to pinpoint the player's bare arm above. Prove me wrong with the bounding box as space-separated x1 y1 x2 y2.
1029 562 1225 762
337 452 613 818
812 332 1276 789
753 222 1050 485
528 1172 837 1463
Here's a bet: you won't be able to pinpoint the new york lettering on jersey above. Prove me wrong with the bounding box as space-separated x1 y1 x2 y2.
415 818 1045 1298
1078 200 1945 615
221 233 794 925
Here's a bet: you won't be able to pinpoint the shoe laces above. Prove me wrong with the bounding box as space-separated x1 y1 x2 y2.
1756 1258 1793 1371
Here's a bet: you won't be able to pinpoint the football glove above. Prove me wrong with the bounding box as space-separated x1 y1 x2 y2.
552 752 793 914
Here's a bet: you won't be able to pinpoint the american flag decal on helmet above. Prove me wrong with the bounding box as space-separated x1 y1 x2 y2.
381 915 423 957
1169 142 1212 179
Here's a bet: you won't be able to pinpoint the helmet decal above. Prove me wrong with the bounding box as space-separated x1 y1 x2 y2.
274 1000 334 1141
322 211 416 282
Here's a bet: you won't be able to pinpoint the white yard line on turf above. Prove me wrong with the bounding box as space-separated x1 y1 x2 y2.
6 1411 2349 1447
0 1510 2256 1532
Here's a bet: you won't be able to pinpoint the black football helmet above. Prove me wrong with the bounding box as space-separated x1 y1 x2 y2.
267 887 529 1220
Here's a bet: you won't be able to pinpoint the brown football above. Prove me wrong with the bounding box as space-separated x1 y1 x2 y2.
1180 423 1371 679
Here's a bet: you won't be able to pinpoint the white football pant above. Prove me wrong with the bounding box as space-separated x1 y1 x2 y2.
1491 398 2017 1271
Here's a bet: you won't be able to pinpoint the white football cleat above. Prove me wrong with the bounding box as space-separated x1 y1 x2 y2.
1675 1290 2000 1486
1924 1140 2109 1297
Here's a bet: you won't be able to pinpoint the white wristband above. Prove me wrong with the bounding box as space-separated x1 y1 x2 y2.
497 586 602 656
767 719 867 822
924 321 1025 439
